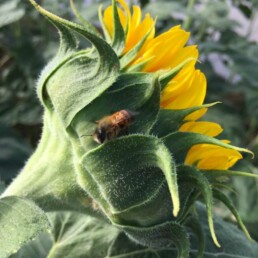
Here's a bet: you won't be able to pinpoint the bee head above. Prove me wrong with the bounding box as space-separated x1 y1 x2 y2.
93 127 107 144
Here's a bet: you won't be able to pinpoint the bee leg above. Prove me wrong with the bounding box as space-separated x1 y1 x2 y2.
120 128 129 136
106 131 114 142
124 128 129 135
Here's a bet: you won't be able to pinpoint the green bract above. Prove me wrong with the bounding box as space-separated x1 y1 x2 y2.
1 1 258 257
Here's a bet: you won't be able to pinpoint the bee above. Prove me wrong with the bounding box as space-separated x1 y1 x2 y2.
93 109 134 144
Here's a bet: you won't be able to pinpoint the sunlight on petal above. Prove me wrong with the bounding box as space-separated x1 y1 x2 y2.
185 144 243 170
179 121 223 137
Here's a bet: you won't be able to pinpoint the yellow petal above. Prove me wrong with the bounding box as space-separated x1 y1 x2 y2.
124 12 155 53
160 64 206 110
130 26 195 72
103 5 127 38
184 108 208 121
160 62 195 106
133 25 183 61
185 144 243 170
103 6 114 37
179 121 223 137
103 0 155 54
141 30 191 72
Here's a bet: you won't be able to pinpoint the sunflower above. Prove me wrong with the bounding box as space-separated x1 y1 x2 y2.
3 1 254 255
101 0 242 170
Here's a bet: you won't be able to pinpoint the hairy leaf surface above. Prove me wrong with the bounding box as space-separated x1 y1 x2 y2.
0 196 50 258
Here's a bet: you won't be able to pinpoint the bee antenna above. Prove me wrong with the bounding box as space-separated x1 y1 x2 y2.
80 134 92 138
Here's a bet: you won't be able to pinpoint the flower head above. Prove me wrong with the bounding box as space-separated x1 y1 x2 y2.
101 0 244 171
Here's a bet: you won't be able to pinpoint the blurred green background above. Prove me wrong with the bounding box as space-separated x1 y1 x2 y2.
0 0 258 240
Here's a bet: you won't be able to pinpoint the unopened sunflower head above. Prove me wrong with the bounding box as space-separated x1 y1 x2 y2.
13 0 256 256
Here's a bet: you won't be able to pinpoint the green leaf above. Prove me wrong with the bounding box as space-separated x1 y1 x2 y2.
124 58 152 73
1 113 98 217
0 0 25 28
151 103 218 137
70 0 101 37
106 231 180 258
98 5 112 44
177 184 199 223
110 0 126 56
10 208 258 258
178 165 220 247
45 50 118 127
71 72 160 151
0 196 50 258
212 188 252 241
192 203 258 258
11 211 190 258
108 207 258 257
186 216 205 258
163 132 252 164
115 221 190 258
10 232 52 258
120 24 154 70
231 162 258 241
32 6 79 108
79 134 180 226
46 211 120 258
29 0 118 68
203 169 258 181
29 0 120 125
159 58 197 91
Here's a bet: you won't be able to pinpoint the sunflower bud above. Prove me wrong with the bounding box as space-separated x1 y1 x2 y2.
2 0 257 257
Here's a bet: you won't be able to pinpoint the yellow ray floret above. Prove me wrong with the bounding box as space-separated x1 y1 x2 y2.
160 62 206 112
132 26 197 72
185 143 243 170
179 121 223 137
102 0 198 73
103 0 155 53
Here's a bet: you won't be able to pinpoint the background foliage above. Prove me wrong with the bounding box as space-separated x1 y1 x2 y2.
0 0 258 256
